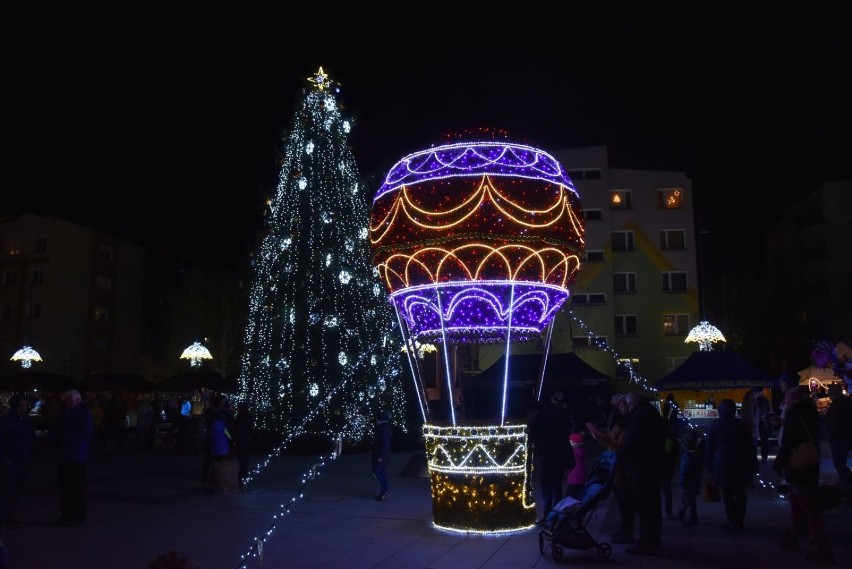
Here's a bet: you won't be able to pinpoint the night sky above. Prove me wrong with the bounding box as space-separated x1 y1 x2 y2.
6 5 851 272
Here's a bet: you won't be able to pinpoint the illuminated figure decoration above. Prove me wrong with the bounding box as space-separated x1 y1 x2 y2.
10 345 42 369
684 321 726 351
370 132 585 533
180 341 213 368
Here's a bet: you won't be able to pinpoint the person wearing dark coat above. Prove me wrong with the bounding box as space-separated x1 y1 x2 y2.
528 391 575 522
371 411 392 501
53 389 94 526
703 398 757 532
617 391 667 554
0 394 36 527
672 429 703 526
774 386 834 563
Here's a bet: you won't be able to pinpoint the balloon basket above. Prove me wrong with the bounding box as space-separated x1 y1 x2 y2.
422 422 536 533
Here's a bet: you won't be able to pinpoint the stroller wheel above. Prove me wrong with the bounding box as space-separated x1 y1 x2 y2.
551 545 564 560
597 543 612 558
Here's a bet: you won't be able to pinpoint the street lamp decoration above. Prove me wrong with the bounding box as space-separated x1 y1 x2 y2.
11 345 43 369
180 341 213 368
685 321 726 351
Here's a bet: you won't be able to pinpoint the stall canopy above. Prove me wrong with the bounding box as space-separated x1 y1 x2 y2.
472 352 610 386
654 350 772 391
80 372 154 393
158 369 238 393
6 371 79 393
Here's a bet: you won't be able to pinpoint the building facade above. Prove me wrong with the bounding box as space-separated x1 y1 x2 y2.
0 213 145 380
475 145 701 389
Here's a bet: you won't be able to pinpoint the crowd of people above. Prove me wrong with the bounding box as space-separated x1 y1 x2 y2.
0 387 255 530
528 383 852 563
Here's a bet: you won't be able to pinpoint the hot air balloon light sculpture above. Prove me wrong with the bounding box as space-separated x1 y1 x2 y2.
370 135 585 533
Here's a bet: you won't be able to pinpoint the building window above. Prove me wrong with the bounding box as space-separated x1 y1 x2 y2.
33 236 47 253
573 335 608 349
96 275 113 291
610 190 632 210
2 271 17 288
584 209 603 221
94 307 110 322
3 240 20 256
664 314 690 336
585 250 605 262
0 304 11 320
572 292 607 305
98 246 114 262
30 269 44 285
611 231 635 251
613 272 637 293
26 302 41 319
662 271 688 292
658 188 684 209
660 229 686 250
615 315 638 335
93 338 108 354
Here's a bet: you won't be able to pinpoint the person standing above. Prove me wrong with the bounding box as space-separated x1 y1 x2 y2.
53 389 93 527
755 388 772 463
564 432 587 499
672 429 703 526
529 391 574 523
704 398 758 532
230 401 254 488
371 410 392 501
0 394 36 528
201 395 229 482
617 391 667 554
588 394 632 543
774 385 834 563
825 383 852 496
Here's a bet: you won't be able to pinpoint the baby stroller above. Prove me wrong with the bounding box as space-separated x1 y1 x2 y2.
538 450 617 561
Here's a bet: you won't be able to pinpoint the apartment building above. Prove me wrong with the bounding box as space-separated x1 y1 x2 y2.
473 145 701 389
0 213 145 379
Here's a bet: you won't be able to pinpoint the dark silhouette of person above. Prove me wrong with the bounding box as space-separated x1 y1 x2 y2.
230 401 254 488
825 383 852 495
704 398 758 532
528 391 574 523
774 386 835 562
53 389 93 526
0 394 36 527
371 410 392 501
617 391 667 554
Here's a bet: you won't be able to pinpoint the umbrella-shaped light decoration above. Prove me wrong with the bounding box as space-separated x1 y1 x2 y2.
180 341 213 368
11 345 43 369
685 321 727 352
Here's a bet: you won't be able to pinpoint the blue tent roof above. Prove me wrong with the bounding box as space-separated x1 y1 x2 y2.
654 350 772 391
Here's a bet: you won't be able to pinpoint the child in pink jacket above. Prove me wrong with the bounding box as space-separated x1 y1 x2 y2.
564 432 588 498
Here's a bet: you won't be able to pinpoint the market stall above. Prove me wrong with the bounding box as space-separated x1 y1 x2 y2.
654 350 772 431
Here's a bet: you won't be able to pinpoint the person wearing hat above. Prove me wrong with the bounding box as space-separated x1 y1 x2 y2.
528 391 575 523
371 411 392 501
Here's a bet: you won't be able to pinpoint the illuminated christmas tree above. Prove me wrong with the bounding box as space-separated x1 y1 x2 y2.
238 67 406 443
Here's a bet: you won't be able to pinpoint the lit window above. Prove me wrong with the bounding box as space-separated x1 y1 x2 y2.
4 240 20 256
94 307 110 322
610 190 632 210
658 188 683 209
664 314 690 336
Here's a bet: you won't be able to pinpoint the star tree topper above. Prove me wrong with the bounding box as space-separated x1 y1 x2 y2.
308 66 336 91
